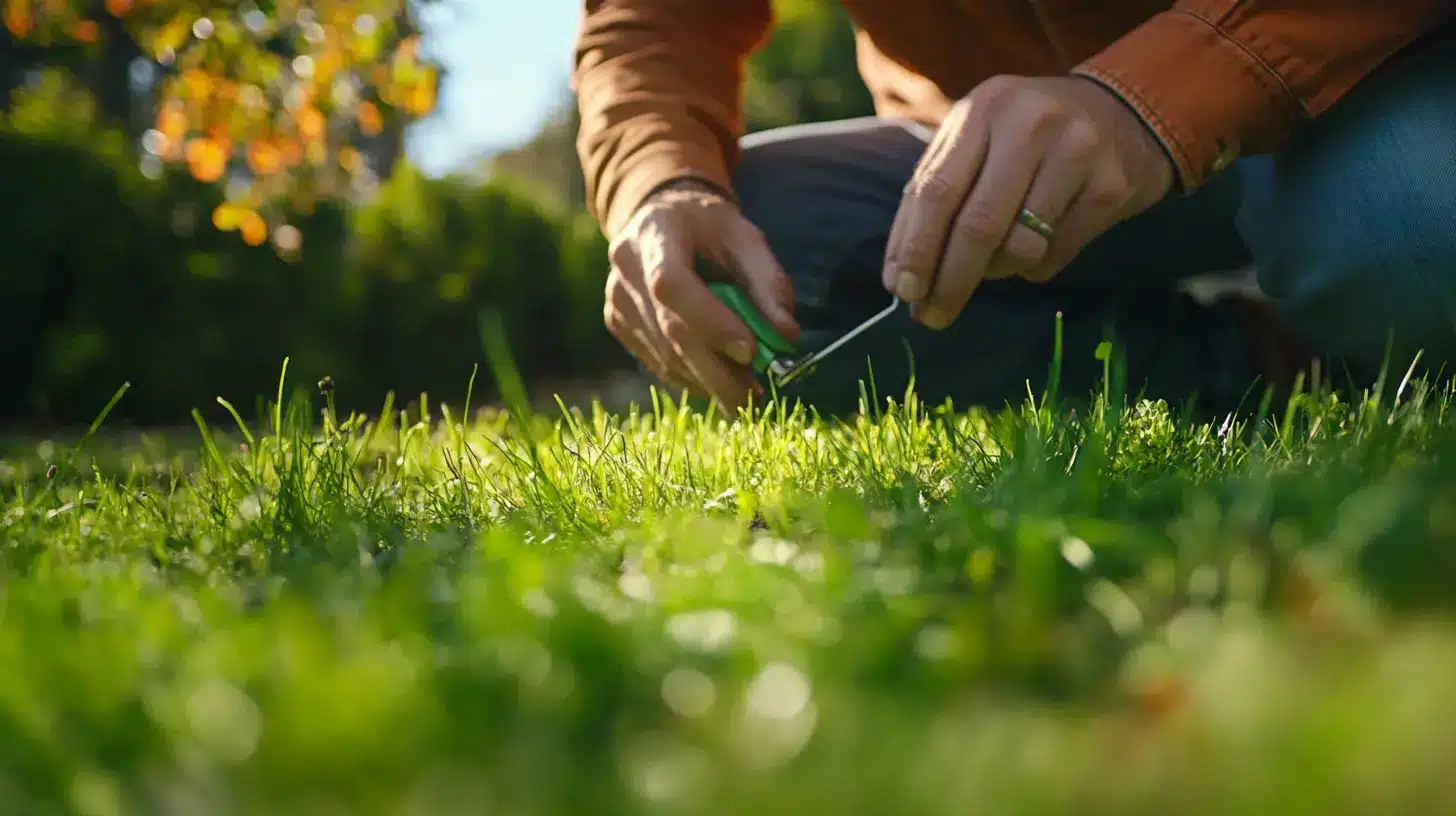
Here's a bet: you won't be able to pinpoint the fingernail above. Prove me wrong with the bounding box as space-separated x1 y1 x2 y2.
920 306 950 329
769 303 796 330
883 261 900 293
896 273 927 302
726 340 754 366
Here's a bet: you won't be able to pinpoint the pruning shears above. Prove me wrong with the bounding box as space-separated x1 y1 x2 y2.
708 279 900 389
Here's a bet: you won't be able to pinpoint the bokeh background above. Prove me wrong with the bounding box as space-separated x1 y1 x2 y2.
0 0 872 427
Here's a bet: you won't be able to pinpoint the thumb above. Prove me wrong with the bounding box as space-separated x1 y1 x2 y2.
726 221 800 344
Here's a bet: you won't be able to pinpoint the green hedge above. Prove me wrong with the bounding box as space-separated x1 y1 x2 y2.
0 79 624 426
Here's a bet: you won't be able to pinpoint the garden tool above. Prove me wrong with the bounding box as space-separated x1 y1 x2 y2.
708 281 900 389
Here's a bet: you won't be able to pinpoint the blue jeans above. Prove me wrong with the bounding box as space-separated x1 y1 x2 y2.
733 21 1456 418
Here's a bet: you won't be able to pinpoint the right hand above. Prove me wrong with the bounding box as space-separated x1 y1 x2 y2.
603 180 800 414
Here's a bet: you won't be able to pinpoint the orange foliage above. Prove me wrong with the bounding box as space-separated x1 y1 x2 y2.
186 138 228 183
247 140 284 176
277 138 304 167
157 103 188 139
67 18 97 42
181 69 211 101
356 101 383 136
404 79 435 117
395 35 419 61
297 108 327 142
3 3 32 37
239 210 268 246
313 49 341 86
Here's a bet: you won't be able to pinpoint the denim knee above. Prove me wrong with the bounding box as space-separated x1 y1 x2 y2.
1237 31 1456 375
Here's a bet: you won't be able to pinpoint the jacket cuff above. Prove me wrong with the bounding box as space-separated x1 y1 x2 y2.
1073 9 1299 192
599 140 736 239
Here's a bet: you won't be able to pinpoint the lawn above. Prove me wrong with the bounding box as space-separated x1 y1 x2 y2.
3 359 1456 815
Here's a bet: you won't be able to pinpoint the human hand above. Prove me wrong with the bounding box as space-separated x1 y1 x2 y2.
883 75 1176 329
603 180 800 414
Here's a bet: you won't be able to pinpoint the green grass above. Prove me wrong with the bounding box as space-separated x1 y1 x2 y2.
4 357 1456 815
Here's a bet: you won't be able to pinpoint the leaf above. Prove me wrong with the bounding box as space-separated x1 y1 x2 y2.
212 204 244 231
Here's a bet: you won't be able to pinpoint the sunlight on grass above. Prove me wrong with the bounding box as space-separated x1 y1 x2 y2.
2 359 1456 814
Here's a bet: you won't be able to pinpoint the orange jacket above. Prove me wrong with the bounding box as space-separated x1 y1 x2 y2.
574 0 1452 237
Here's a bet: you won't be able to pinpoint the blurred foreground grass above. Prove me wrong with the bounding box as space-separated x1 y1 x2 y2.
3 363 1456 815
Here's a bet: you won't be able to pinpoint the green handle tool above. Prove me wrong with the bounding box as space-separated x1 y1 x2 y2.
708 279 901 388
707 282 796 373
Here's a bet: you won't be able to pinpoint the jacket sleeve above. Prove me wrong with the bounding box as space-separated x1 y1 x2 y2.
572 0 773 237
1074 1 1454 192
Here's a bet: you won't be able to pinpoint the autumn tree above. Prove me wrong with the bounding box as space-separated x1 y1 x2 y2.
3 0 439 254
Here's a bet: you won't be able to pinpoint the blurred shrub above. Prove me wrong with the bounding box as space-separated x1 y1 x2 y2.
0 72 622 426
744 0 873 132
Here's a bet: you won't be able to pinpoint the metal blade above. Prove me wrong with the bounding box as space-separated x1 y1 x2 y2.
770 296 902 387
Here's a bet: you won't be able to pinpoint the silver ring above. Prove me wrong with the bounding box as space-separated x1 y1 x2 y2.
1016 208 1056 241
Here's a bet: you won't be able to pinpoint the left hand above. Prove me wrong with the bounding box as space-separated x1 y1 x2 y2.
883 75 1177 329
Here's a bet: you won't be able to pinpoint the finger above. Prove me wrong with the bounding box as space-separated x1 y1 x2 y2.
883 119 955 259
612 307 688 393
725 219 801 344
994 121 1099 282
604 272 671 377
884 100 991 304
920 124 1042 329
614 237 713 395
638 302 712 397
639 215 763 369
616 252 707 394
1028 161 1132 282
605 300 656 375
659 308 762 413
638 225 762 409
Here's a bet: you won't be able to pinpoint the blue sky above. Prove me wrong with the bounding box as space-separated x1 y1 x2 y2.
405 1 582 176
